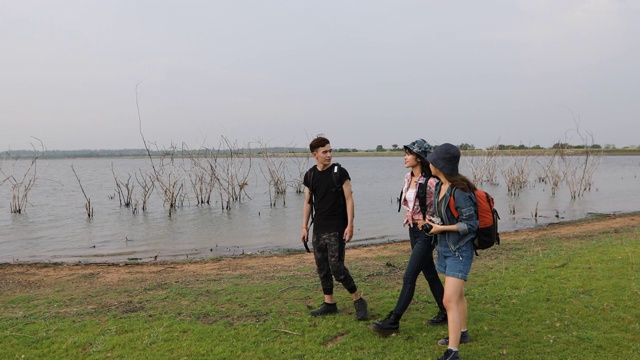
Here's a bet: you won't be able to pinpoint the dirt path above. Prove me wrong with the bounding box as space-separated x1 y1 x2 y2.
2 213 639 287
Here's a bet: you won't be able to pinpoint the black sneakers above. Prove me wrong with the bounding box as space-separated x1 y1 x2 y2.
428 308 448 325
371 311 401 335
438 348 461 360
311 299 368 320
438 330 471 345
310 302 338 317
354 297 369 321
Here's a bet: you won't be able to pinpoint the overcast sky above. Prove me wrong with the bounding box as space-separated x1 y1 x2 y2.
2 0 639 151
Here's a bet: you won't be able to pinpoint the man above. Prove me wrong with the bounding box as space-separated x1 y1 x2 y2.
301 136 368 320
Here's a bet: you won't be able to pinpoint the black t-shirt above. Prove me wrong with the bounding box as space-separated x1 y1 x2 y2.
304 164 351 235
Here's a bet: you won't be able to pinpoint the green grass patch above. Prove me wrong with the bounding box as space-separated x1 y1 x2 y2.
1 225 638 359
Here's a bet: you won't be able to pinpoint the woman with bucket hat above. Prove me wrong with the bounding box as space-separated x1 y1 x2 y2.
421 143 479 360
371 139 446 335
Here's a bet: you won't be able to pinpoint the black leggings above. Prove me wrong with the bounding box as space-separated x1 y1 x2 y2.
393 226 445 315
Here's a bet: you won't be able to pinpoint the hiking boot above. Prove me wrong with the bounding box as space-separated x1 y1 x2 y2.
438 348 461 360
354 297 369 321
310 302 338 317
428 308 448 325
370 311 401 335
438 330 471 345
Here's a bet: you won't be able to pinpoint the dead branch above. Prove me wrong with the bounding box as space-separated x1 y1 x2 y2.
71 164 94 218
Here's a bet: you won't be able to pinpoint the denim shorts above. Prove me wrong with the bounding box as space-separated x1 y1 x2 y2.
436 239 474 281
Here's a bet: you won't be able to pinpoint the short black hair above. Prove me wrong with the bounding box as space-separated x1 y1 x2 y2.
309 136 330 152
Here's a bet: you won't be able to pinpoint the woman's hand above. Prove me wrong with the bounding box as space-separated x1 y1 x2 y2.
415 219 427 230
427 222 445 234
416 219 444 235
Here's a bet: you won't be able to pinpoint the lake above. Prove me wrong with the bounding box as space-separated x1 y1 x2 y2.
1 155 638 263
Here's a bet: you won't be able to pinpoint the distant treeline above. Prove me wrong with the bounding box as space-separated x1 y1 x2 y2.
378 142 632 152
3 142 638 160
2 147 312 160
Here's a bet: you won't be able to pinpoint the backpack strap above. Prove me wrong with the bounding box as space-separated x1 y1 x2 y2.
448 186 459 219
448 186 479 218
332 163 342 192
332 163 346 210
417 180 427 220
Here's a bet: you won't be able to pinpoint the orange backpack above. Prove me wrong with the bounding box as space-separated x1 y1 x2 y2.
449 187 501 254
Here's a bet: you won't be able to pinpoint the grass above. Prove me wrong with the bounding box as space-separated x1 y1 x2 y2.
1 220 639 359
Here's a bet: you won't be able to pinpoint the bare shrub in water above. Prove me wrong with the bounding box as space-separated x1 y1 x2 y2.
187 149 216 206
562 135 601 199
255 139 288 207
0 139 44 214
536 149 565 196
135 169 155 211
136 84 186 217
153 143 187 216
468 145 500 185
211 135 253 210
111 163 134 208
499 154 535 196
289 154 311 194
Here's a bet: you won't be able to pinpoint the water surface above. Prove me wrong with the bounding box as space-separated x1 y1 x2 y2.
1 156 638 263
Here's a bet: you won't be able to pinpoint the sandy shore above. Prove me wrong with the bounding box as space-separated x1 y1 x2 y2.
1 212 639 287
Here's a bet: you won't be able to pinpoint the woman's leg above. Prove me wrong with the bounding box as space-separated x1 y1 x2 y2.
392 227 430 315
443 276 465 348
460 287 467 331
421 234 445 310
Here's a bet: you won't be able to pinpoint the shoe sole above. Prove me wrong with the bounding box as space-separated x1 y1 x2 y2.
437 337 470 345
310 310 338 317
370 324 399 336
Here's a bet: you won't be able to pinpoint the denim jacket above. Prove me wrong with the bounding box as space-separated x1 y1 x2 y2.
433 182 479 255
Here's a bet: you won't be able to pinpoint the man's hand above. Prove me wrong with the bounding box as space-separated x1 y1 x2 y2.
301 228 311 252
343 224 354 243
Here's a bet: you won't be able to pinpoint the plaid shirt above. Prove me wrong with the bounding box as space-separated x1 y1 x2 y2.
401 173 438 227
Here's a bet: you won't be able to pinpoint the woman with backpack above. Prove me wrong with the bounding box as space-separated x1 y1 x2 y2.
420 143 479 360
371 139 446 335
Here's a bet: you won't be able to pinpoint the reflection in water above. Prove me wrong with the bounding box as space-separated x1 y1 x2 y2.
1 156 638 263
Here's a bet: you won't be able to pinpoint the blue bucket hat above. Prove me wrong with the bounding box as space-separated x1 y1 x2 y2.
427 143 460 176
403 139 433 163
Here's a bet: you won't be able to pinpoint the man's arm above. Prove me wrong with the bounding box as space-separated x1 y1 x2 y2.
342 179 354 242
301 187 312 243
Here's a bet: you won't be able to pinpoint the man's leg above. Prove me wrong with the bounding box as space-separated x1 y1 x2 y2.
310 232 338 316
325 232 368 320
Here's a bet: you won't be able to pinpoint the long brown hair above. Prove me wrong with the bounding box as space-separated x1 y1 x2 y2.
441 173 476 192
